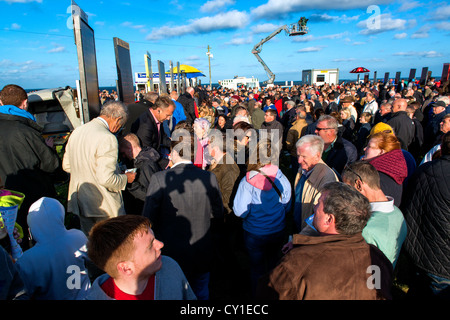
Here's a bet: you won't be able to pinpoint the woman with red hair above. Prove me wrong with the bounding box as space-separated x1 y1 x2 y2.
362 131 408 206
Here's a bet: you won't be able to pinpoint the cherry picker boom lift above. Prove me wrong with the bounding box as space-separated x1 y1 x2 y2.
251 18 309 86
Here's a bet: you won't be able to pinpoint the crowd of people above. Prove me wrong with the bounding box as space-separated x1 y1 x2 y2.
0 77 449 301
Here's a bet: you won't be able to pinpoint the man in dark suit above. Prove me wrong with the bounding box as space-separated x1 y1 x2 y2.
142 133 224 300
131 95 174 159
315 115 357 176
124 91 158 135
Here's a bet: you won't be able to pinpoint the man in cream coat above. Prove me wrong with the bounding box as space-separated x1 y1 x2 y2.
63 101 136 235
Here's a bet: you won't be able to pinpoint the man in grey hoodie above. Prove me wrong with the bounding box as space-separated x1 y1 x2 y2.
14 197 91 300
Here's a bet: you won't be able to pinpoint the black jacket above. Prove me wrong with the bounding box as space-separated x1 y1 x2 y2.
323 135 358 176
143 163 223 278
177 92 196 125
124 99 154 134
423 111 447 152
387 111 415 150
0 113 60 235
280 108 297 131
401 155 450 279
280 107 297 144
123 147 164 215
127 147 163 202
131 109 171 154
354 122 372 155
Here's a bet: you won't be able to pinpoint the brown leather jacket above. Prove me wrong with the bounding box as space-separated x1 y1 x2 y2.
256 233 393 300
208 153 241 216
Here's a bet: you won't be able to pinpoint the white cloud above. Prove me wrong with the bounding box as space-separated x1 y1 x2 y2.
146 10 249 40
309 13 360 23
411 25 431 39
225 36 253 46
394 32 407 39
410 32 429 39
367 58 385 62
251 0 392 19
0 59 17 67
48 43 65 53
201 0 235 13
121 21 146 29
332 58 356 62
430 5 450 20
11 23 21 30
251 23 280 34
298 46 324 53
184 56 202 65
292 32 349 42
292 34 315 42
398 0 421 12
357 13 408 35
394 51 442 58
0 59 49 76
435 21 450 31
170 0 183 10
322 32 349 40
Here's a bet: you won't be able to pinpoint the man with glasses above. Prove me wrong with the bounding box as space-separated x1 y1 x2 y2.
374 102 392 125
315 115 357 176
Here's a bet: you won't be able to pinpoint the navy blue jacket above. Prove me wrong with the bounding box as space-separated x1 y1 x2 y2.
323 135 358 176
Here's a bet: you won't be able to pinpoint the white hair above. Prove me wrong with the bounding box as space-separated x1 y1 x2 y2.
233 115 250 125
100 101 128 125
296 134 324 156
437 95 450 106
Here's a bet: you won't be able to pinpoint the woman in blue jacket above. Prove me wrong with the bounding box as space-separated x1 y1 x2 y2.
233 139 291 296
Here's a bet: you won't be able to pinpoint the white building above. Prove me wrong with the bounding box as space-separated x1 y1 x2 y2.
302 69 339 86
218 76 260 90
134 72 199 93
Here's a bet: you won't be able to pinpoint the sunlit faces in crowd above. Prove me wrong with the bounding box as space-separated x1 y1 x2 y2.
130 228 164 279
315 119 337 145
296 143 321 172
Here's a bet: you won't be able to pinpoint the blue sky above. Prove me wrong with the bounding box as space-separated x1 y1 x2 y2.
0 0 449 90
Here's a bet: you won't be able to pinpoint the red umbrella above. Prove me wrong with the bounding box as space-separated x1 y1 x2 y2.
350 67 370 83
350 67 370 73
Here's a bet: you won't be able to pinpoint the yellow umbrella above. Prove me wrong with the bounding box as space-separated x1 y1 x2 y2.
166 64 205 78
166 64 203 74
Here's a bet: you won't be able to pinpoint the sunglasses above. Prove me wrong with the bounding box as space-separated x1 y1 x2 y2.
344 164 364 184
315 127 333 131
